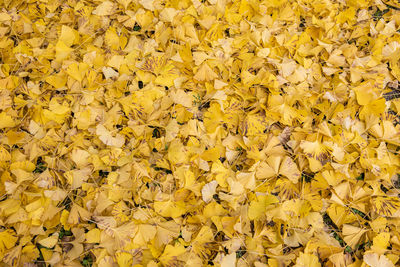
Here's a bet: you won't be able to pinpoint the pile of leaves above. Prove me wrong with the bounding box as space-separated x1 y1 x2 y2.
0 0 400 266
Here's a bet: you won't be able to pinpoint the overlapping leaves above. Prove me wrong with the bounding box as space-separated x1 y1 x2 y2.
0 0 399 266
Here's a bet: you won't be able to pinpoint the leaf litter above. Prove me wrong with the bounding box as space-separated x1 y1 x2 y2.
0 0 400 266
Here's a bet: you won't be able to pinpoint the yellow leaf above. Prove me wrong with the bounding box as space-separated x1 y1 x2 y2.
38 234 59 248
279 156 301 184
102 66 119 79
203 202 228 218
159 243 186 266
115 251 133 267
353 81 378 105
221 253 237 267
194 63 218 81
371 196 400 217
0 145 10 161
45 73 67 89
170 89 193 108
66 63 89 82
167 140 187 165
0 112 15 128
364 253 395 267
55 41 73 62
107 55 125 70
96 125 125 148
60 25 78 47
248 195 279 220
342 224 367 249
371 232 390 254
370 217 387 233
60 210 71 230
201 181 218 203
201 147 220 162
0 12 11 22
0 230 18 255
92 1 117 16
133 224 156 246
85 229 101 243
105 27 122 50
154 200 186 218
294 252 321 267
193 226 213 244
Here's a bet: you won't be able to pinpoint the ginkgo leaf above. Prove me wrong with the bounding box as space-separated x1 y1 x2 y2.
86 228 101 243
159 243 186 266
139 0 155 10
256 156 300 183
279 156 301 183
55 41 73 62
194 63 218 81
0 12 11 22
371 196 400 217
221 253 237 267
102 66 119 79
96 125 125 148
170 89 193 108
60 25 79 47
0 112 15 128
342 224 367 249
353 81 378 106
67 63 89 82
154 201 186 218
2 244 21 267
201 181 218 203
115 251 133 267
248 194 279 220
133 224 156 246
371 232 390 254
45 73 67 89
294 252 321 267
0 230 18 254
364 253 394 267
300 140 330 164
240 114 268 136
38 233 59 248
92 1 116 16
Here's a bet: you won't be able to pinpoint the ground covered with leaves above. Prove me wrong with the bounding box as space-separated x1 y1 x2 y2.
1 0 400 266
